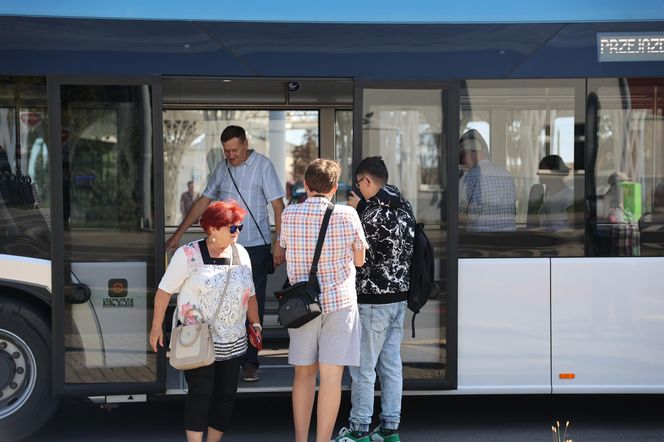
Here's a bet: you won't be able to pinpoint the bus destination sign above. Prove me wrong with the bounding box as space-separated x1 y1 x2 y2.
598 32 664 62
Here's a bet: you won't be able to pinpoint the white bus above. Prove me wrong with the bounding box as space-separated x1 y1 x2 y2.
1 14 664 441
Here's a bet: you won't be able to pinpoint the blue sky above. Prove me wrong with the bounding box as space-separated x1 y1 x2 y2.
1 0 664 22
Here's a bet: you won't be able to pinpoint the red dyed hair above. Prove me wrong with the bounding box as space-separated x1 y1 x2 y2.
199 201 246 233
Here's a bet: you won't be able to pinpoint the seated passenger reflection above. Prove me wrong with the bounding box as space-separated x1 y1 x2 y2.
537 154 574 230
458 129 516 232
599 171 641 256
604 171 631 223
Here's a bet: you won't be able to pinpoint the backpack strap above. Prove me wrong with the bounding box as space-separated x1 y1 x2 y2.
412 312 418 338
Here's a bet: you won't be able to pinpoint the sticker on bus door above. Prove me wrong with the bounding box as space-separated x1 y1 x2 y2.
71 262 147 368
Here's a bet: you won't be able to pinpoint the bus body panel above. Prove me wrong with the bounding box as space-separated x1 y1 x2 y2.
0 255 51 292
552 257 664 393
1 18 664 79
458 258 551 393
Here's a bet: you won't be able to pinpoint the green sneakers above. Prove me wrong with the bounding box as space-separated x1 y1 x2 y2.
333 425 400 442
334 427 370 442
370 426 401 442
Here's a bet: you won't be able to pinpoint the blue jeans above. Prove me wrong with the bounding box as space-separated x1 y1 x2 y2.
349 301 407 432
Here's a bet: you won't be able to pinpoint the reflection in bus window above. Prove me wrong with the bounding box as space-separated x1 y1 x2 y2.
60 83 157 384
362 89 444 225
334 110 353 203
361 88 447 383
536 154 574 231
0 78 50 259
459 80 584 257
458 129 516 232
590 79 664 257
162 110 319 226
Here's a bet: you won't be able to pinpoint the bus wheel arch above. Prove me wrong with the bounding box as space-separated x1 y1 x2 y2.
0 295 58 441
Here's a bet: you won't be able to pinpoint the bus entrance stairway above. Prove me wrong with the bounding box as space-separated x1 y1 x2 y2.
164 335 352 394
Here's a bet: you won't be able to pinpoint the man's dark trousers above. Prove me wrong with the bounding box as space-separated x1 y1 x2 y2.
242 245 270 368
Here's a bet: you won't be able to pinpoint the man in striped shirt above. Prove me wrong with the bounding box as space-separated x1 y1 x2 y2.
166 125 286 382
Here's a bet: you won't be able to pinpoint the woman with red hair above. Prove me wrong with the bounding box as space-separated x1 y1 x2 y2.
150 200 260 442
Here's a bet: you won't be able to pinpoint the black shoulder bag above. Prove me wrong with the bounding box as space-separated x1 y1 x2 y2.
274 202 334 328
226 160 275 274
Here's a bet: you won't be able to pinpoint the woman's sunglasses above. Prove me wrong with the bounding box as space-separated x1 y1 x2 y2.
229 224 244 234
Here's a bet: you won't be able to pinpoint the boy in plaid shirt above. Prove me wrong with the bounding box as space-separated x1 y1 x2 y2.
280 159 368 442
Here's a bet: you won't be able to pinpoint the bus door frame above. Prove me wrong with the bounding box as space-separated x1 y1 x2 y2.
353 80 460 391
47 75 166 397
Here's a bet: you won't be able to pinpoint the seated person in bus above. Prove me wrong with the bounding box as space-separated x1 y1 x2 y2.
537 154 574 230
150 201 261 442
458 129 516 232
280 159 367 442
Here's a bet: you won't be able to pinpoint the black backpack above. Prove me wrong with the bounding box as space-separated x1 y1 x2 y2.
408 222 434 337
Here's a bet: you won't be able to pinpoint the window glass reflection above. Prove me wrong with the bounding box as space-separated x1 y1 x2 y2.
162 110 319 225
335 110 353 202
362 89 444 224
0 78 50 259
61 84 156 384
362 88 446 383
460 80 584 257
590 79 664 256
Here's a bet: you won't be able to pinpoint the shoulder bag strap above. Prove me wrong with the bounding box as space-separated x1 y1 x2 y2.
308 202 335 290
208 244 238 324
226 160 270 248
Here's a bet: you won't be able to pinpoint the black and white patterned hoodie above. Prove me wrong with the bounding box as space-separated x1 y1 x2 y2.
356 184 416 304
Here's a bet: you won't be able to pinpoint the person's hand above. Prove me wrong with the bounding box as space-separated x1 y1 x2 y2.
273 243 286 267
347 191 361 209
250 325 262 349
165 234 181 253
149 325 164 353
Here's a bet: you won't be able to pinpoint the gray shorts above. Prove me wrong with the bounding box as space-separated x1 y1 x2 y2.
288 305 360 367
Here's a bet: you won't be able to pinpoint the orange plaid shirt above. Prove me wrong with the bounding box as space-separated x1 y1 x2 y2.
280 197 368 314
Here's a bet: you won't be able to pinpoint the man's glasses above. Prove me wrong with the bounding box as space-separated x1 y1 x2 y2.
355 177 368 188
229 224 244 234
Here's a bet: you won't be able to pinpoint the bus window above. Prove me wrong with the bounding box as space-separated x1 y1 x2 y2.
0 77 50 260
589 79 664 257
334 110 353 203
459 80 585 257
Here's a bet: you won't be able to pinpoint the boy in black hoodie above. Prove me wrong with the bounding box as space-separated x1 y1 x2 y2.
334 156 415 442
